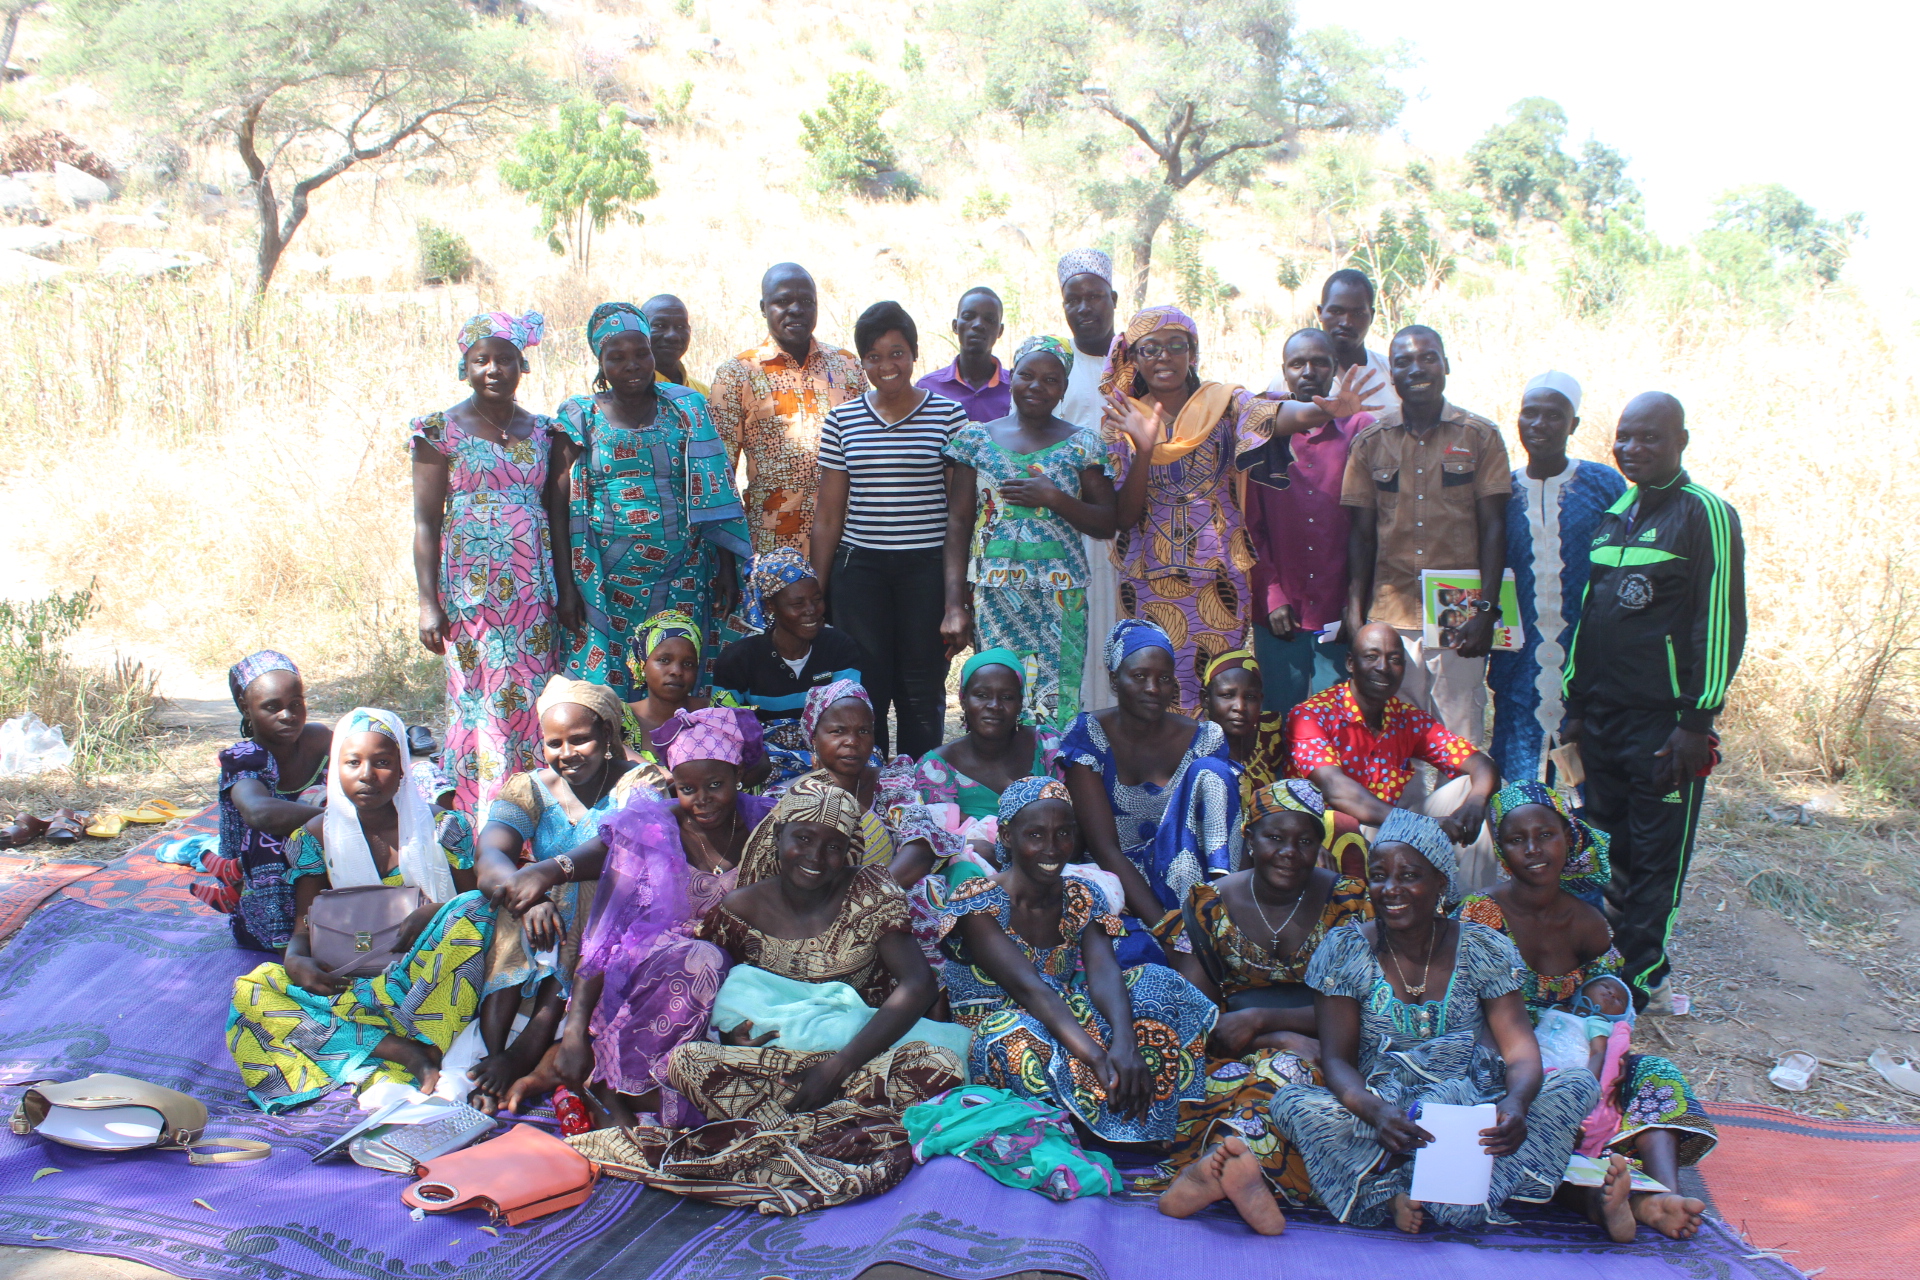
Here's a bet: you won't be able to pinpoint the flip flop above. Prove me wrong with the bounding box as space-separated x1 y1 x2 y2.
85 812 126 838
1 814 50 848
44 809 89 844
125 798 187 824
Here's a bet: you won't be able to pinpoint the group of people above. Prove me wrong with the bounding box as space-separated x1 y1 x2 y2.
193 251 1747 1242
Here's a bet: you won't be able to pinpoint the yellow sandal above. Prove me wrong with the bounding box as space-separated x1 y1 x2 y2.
125 798 187 824
85 813 127 838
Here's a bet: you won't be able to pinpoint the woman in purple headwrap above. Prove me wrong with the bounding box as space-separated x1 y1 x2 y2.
1101 305 1378 716
411 309 567 819
499 705 773 1126
193 650 332 951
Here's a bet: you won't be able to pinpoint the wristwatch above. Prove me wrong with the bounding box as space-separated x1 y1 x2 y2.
1468 597 1498 616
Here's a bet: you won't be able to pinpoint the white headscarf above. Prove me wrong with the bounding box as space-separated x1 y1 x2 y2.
321 706 456 902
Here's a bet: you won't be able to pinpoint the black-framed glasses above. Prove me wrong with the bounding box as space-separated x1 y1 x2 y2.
1134 339 1192 360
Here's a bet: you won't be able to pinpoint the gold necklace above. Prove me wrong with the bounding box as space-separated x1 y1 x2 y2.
1384 919 1439 1002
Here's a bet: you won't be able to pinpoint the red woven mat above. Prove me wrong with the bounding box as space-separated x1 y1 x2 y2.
0 853 101 942
1699 1101 1920 1280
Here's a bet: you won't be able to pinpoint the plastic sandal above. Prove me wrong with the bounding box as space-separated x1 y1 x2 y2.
85 813 126 838
125 798 187 824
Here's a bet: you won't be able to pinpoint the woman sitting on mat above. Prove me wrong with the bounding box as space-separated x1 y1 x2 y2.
913 648 1064 871
466 678 647 1114
227 707 493 1113
1061 619 1238 964
506 705 773 1126
935 778 1220 1145
1152 779 1372 1202
1270 809 1597 1234
197 650 332 953
667 774 960 1120
780 680 954 888
710 548 867 789
618 609 767 795
1461 781 1712 1241
1201 650 1287 815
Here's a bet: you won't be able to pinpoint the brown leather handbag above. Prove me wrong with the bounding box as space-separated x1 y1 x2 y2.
401 1124 599 1226
308 884 427 976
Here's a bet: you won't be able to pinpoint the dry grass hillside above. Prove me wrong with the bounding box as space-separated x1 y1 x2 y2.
1 0 1918 1121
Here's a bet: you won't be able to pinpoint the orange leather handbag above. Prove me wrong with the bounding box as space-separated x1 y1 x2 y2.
401 1124 599 1226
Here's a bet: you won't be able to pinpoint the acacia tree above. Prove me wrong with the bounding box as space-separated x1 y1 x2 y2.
62 0 554 290
932 0 1405 302
1714 184 1864 284
1467 98 1640 231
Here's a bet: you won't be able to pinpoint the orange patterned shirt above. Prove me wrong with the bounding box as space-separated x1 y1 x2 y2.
708 337 867 556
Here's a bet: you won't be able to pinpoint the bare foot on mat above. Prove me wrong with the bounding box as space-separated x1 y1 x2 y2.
1390 1192 1425 1234
1157 1140 1233 1218
1632 1190 1707 1240
1598 1154 1637 1243
1217 1135 1286 1235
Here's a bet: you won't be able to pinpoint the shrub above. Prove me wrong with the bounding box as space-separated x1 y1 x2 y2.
0 584 161 782
501 99 660 271
415 220 474 284
849 38 875 61
799 71 911 197
1167 221 1238 313
1348 207 1453 326
657 80 695 128
1274 256 1306 292
901 41 923 74
959 185 1008 221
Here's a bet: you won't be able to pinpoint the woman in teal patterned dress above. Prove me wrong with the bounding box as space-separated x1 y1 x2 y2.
554 302 753 698
1271 809 1598 1234
1462 781 1712 1241
942 336 1117 728
936 777 1217 1143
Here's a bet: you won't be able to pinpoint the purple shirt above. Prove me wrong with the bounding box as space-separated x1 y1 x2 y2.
1245 411 1373 631
916 357 1010 423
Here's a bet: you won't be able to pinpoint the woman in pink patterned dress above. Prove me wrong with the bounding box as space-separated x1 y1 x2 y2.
411 310 568 819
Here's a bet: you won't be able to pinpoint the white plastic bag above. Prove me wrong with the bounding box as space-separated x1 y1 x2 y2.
0 712 74 778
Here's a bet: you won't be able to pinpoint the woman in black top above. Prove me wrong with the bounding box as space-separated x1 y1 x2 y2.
711 547 868 788
810 301 970 759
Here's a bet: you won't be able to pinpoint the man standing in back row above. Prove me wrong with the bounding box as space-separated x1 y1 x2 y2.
709 262 867 557
1266 268 1400 412
917 286 1010 422
1054 248 1122 713
1564 392 1745 1012
1341 326 1509 750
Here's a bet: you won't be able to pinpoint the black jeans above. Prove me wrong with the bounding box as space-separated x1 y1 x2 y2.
1583 700 1708 1010
829 545 948 759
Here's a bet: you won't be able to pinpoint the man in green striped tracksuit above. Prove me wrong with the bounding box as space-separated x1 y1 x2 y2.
1561 392 1745 1012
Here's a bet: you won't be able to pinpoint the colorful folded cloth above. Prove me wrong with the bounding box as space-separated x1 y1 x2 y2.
904 1085 1120 1201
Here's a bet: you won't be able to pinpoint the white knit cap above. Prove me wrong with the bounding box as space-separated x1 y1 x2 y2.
1524 370 1582 416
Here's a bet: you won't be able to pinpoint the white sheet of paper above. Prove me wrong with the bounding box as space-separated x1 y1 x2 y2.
1409 1102 1497 1205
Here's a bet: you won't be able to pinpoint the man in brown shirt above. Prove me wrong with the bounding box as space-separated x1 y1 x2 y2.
1340 325 1510 749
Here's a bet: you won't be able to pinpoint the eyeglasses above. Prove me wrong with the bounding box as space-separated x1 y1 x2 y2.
1133 339 1192 361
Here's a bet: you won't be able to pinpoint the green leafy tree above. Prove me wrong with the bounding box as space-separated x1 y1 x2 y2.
501 99 659 273
1466 97 1572 223
1468 99 1641 232
1558 211 1661 316
1713 183 1864 283
60 0 554 291
932 0 1406 302
1348 206 1452 327
799 70 908 196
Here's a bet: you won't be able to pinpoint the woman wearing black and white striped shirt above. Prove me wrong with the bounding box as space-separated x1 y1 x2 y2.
812 301 969 758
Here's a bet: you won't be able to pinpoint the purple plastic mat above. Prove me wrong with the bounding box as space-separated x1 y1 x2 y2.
601 1156 1810 1280
0 896 647 1280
